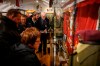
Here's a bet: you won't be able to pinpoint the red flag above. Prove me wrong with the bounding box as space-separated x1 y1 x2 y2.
16 0 20 7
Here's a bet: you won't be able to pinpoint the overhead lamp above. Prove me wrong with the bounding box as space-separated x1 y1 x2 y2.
61 0 66 2
36 0 39 3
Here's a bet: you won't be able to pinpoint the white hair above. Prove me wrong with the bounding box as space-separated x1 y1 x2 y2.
41 12 46 16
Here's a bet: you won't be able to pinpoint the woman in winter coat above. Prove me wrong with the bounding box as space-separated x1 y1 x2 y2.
9 27 41 66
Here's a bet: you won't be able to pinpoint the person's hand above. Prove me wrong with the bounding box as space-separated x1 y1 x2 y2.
44 29 47 33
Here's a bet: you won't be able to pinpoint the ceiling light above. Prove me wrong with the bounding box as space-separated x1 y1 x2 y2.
36 0 39 3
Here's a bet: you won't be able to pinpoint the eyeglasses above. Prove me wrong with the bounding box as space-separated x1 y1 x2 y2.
35 40 41 43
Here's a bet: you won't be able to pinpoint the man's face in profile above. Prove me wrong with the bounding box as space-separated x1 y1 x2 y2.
12 14 21 24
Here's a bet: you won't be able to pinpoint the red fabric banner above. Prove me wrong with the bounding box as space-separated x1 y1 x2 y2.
63 0 100 55
16 0 20 7
63 12 73 55
76 3 99 34
75 1 100 47
77 0 100 7
63 13 69 35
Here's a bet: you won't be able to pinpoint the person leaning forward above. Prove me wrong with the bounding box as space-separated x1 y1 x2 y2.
3 27 41 66
0 9 21 66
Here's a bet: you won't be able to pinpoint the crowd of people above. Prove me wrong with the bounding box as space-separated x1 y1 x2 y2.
0 8 64 66
0 9 50 66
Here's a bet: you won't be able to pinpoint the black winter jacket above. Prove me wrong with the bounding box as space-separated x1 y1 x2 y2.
9 43 41 66
0 16 20 48
36 17 50 31
0 16 21 66
26 17 37 28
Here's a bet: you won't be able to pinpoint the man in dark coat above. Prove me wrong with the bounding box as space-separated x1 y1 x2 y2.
0 9 21 65
36 12 50 55
26 12 39 28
